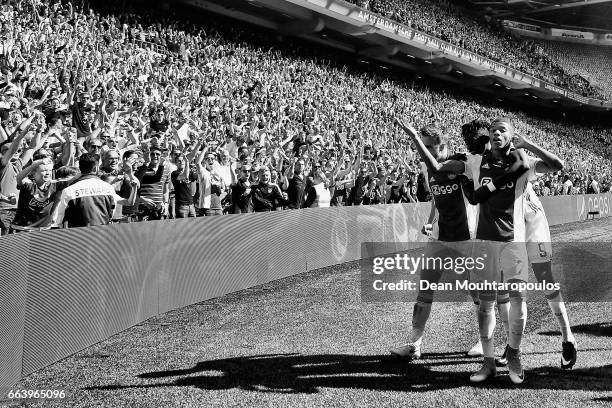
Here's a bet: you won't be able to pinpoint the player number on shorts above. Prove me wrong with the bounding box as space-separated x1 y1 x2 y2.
538 243 547 257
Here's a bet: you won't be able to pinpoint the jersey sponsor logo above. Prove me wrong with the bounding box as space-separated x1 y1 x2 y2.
28 198 51 209
481 177 514 190
431 184 459 195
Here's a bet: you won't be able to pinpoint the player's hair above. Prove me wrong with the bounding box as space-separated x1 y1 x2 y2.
461 119 490 142
420 125 445 145
79 153 100 174
491 117 514 130
55 166 79 179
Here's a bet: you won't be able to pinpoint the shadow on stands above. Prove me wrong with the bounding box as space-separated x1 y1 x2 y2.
86 353 612 394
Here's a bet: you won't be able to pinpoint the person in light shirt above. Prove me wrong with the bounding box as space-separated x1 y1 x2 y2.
304 168 331 208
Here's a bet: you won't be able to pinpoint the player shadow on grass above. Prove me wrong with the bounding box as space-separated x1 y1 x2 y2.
539 321 612 337
86 353 612 394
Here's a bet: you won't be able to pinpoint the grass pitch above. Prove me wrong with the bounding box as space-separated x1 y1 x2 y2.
6 219 612 408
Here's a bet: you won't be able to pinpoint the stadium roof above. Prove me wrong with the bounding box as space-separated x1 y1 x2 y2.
177 0 611 112
463 0 612 32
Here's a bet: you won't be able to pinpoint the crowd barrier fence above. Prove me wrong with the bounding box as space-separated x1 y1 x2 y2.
1 194 610 386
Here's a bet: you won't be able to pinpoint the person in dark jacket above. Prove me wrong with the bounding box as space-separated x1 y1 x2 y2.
251 167 289 212
228 164 253 214
286 158 307 209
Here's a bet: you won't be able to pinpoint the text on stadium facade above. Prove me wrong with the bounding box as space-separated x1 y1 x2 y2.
357 10 411 38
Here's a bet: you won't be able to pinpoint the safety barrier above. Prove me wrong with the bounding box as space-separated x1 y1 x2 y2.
1 194 610 386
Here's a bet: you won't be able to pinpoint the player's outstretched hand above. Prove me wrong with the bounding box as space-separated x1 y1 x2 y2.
394 117 418 139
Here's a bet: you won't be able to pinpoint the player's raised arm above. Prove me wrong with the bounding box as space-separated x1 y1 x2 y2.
395 118 465 174
513 132 563 174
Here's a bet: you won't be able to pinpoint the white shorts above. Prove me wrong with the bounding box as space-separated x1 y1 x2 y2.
470 240 529 283
525 208 552 263
420 240 474 286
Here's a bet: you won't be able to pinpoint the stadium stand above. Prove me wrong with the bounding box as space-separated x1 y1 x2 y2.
343 0 605 100
0 0 611 232
536 41 612 101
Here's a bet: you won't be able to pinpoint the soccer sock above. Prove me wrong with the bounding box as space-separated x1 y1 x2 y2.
532 261 575 343
472 296 481 343
508 291 527 350
471 290 480 325
470 289 480 305
546 292 574 342
496 291 510 342
409 300 433 345
478 293 497 358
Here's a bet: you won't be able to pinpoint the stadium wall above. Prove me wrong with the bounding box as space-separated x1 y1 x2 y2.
1 194 611 386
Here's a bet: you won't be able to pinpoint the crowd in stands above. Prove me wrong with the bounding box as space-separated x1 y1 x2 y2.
536 41 612 101
350 0 605 100
0 0 611 233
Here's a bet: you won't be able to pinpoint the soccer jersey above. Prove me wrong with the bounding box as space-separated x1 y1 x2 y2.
465 150 538 242
13 179 69 227
422 162 472 242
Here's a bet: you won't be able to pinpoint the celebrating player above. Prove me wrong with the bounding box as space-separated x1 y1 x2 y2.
390 119 528 361
389 121 475 360
426 117 563 385
461 120 577 370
